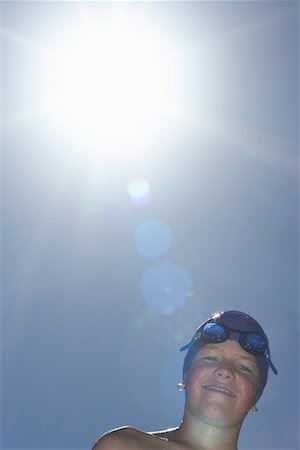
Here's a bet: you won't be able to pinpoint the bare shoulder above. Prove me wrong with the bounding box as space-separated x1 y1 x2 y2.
92 426 181 449
150 426 179 439
92 426 142 450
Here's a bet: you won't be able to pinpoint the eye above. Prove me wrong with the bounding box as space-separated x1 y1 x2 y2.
238 364 253 374
201 355 217 362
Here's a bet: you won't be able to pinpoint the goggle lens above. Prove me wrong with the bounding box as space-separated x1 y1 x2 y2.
202 322 229 342
239 332 267 355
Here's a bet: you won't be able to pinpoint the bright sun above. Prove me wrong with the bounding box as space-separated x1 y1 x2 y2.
41 7 184 156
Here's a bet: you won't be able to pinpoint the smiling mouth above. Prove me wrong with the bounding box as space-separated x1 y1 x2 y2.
203 385 236 398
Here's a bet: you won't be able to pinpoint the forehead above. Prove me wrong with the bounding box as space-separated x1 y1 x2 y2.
199 339 257 361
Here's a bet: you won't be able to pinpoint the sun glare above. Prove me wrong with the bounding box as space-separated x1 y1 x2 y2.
41 8 183 157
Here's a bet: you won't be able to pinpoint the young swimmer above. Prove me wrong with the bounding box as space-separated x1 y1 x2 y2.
92 310 277 450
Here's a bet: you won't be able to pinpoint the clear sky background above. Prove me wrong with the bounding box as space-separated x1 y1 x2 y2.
2 1 299 449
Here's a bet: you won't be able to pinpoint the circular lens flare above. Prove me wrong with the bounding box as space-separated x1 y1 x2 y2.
127 178 152 206
141 261 193 315
134 219 173 261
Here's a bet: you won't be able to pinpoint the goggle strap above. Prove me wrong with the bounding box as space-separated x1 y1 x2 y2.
179 342 192 352
268 357 278 375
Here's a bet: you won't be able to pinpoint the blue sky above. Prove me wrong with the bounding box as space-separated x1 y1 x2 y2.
2 1 299 449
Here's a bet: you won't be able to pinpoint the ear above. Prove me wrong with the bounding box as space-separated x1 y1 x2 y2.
183 371 189 385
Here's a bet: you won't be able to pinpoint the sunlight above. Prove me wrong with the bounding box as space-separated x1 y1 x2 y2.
41 8 184 159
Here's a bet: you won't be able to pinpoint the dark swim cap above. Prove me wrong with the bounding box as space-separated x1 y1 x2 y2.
180 310 277 402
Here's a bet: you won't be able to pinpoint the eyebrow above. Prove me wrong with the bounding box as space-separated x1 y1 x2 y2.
237 355 256 362
202 345 220 352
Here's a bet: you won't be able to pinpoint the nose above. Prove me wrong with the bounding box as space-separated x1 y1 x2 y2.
215 363 234 381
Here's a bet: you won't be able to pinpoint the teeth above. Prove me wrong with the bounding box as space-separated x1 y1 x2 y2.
203 385 235 397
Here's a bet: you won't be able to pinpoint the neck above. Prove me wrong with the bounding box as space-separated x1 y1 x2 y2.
174 410 241 450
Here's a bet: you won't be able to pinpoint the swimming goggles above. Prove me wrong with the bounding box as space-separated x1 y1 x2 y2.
180 319 278 375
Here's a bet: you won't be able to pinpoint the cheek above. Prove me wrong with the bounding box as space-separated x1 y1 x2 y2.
184 366 209 410
239 377 259 404
184 363 210 387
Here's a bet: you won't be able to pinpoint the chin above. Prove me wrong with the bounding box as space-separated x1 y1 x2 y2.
199 406 246 429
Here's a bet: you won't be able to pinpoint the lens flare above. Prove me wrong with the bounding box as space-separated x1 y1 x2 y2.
134 219 173 261
141 261 193 315
127 178 152 206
